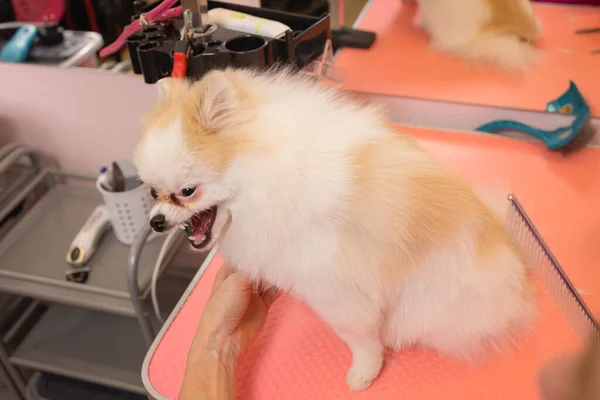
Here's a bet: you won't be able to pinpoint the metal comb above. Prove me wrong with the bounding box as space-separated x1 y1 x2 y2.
506 195 600 343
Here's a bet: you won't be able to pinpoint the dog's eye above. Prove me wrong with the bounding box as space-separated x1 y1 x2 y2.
150 188 158 200
181 187 196 197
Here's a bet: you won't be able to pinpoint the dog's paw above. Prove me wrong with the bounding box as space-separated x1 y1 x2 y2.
346 354 383 391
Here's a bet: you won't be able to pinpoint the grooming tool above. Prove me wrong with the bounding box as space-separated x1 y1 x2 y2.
182 0 209 33
208 8 292 39
172 9 193 79
65 205 112 283
106 0 331 84
99 0 181 58
506 195 600 342
110 160 142 192
476 81 590 150
0 24 37 63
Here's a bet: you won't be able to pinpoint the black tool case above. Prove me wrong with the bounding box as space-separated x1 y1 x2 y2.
127 1 331 83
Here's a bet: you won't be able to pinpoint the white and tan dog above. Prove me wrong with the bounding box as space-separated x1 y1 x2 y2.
134 68 536 391
404 0 542 70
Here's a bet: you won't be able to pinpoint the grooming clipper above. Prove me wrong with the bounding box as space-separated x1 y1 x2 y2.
65 205 112 283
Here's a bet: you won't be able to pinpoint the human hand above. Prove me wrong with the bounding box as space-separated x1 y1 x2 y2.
179 264 278 400
539 341 600 400
193 264 279 360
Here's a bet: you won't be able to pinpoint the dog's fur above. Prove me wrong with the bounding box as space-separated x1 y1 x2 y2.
134 68 536 391
404 0 542 70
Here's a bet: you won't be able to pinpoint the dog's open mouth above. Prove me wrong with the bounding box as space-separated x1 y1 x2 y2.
182 206 217 249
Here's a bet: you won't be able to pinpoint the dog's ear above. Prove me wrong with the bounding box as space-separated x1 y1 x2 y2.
196 70 238 134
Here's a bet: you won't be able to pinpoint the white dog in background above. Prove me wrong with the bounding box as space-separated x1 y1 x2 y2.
134 68 537 391
404 0 542 70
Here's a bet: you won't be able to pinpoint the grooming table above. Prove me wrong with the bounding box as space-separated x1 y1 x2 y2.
142 127 600 399
335 0 600 128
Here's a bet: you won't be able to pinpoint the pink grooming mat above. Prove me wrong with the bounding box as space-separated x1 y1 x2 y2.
147 256 579 399
145 127 600 399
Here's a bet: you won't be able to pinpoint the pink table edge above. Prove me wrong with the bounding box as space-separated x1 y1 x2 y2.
142 246 220 400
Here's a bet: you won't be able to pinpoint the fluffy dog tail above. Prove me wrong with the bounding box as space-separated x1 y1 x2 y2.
449 34 540 71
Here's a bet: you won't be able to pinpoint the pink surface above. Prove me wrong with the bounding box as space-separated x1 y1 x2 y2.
147 127 600 399
336 1 600 116
149 256 579 400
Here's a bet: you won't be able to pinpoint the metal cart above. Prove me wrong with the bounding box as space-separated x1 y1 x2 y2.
0 143 202 398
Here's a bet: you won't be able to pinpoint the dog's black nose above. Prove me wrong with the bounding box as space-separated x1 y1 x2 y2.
149 214 166 232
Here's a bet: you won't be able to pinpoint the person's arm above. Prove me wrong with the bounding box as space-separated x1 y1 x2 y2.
179 342 238 400
178 265 278 399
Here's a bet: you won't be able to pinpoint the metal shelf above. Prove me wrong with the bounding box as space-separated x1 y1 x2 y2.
0 182 167 317
0 386 19 400
26 371 147 400
0 365 21 400
11 304 147 395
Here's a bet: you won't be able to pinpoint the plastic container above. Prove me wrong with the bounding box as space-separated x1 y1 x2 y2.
96 175 154 246
225 35 268 68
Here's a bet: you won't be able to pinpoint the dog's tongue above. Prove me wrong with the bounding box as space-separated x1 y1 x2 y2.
193 230 206 245
191 209 212 244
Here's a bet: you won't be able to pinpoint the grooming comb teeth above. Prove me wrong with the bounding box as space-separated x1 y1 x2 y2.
507 195 600 343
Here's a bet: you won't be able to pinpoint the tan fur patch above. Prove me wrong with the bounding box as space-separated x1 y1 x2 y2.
154 192 188 208
483 0 540 43
473 203 534 299
475 208 512 262
342 130 524 287
342 133 461 283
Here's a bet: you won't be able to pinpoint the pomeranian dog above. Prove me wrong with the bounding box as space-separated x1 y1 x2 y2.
404 0 542 70
134 68 536 391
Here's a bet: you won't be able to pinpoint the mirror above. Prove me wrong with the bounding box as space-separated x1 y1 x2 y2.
335 1 600 147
